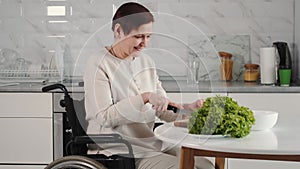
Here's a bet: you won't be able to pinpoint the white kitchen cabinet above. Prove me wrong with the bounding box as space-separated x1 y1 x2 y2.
0 165 46 169
227 93 300 169
0 93 53 168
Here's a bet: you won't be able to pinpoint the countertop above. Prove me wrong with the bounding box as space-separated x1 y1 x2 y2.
0 80 300 93
161 80 300 93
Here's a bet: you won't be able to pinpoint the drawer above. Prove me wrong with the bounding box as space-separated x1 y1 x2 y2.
0 93 52 117
0 118 53 164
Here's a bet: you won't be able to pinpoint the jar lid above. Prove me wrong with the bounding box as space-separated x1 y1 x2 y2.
244 64 259 69
219 51 232 58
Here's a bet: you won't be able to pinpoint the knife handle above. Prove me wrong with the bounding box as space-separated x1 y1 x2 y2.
167 105 178 113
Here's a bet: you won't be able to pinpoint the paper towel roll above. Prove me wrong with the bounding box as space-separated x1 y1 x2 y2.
260 47 276 84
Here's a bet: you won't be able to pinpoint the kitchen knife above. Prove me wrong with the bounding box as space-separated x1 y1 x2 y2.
166 105 191 128
167 105 191 114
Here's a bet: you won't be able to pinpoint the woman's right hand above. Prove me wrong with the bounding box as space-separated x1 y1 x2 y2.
141 92 170 112
148 93 170 112
141 92 183 112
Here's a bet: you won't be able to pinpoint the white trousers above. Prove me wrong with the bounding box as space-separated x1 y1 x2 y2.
89 144 214 169
135 146 214 169
135 153 214 169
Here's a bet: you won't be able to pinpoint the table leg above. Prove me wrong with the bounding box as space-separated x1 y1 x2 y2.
215 157 225 169
180 146 195 169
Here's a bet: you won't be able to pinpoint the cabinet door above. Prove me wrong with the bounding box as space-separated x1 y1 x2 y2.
228 159 300 169
228 93 300 169
0 118 53 164
0 93 53 164
229 93 300 129
0 93 52 117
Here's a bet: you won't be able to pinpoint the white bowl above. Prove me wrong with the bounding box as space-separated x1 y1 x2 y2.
251 110 278 131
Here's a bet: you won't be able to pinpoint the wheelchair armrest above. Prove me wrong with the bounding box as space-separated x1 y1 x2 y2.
74 134 123 144
68 134 134 157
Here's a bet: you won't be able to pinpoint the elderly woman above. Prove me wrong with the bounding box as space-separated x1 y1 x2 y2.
84 2 214 169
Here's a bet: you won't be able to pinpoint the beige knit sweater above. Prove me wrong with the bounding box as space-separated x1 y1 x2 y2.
84 48 178 153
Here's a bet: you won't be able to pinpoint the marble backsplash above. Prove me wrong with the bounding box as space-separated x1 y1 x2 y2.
0 0 297 81
188 34 250 81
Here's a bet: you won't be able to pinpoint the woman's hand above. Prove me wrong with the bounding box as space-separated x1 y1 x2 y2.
148 93 169 112
183 99 204 112
141 92 183 112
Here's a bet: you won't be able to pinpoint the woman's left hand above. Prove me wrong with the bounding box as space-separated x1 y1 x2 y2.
168 102 184 111
184 99 204 112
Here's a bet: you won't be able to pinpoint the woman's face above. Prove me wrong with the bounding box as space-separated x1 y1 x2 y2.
119 22 153 57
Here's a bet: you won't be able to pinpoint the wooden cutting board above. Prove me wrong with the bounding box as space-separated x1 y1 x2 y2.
174 119 189 128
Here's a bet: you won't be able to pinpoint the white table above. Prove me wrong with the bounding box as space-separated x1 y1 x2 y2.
154 113 300 169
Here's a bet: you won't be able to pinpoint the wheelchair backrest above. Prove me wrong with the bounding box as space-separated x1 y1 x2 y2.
64 96 88 138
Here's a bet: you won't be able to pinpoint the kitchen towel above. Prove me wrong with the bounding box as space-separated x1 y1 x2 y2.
260 47 276 84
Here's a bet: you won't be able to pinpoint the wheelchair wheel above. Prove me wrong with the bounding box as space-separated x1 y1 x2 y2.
45 155 107 169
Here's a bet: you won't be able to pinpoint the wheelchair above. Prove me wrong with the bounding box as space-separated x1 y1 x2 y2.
44 155 107 169
42 84 136 169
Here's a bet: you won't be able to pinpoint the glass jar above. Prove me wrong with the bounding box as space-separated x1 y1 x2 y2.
187 57 200 84
244 64 259 82
219 51 233 81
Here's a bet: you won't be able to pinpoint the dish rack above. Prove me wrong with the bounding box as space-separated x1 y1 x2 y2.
0 69 61 82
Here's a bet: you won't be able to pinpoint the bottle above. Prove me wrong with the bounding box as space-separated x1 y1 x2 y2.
219 51 233 81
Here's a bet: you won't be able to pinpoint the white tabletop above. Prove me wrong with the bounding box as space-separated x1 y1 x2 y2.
154 112 300 155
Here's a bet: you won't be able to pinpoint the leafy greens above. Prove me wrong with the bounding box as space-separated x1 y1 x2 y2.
188 95 255 138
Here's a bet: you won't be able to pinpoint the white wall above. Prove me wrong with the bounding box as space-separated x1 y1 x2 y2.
0 0 297 80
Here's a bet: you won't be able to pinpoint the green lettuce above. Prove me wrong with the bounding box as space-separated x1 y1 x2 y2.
188 95 255 138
